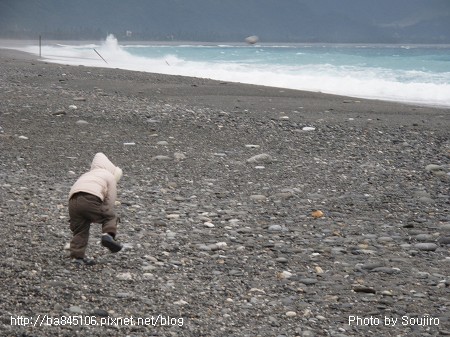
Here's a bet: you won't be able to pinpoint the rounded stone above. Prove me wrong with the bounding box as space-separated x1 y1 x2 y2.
414 243 438 251
268 224 283 232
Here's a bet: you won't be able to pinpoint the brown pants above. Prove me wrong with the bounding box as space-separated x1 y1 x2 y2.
68 192 118 258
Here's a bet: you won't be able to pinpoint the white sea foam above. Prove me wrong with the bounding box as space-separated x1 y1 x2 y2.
17 35 450 107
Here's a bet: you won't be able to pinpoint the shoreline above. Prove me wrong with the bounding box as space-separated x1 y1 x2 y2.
2 41 450 109
1 47 449 336
2 46 450 114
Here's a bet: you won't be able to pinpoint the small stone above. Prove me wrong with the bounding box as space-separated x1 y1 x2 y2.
157 141 169 145
311 210 324 219
68 306 83 314
276 257 288 264
380 290 394 296
93 309 108 317
415 234 434 242
142 273 155 280
425 164 444 172
123 142 136 146
278 271 293 279
69 105 78 110
216 242 227 249
353 286 376 294
285 311 297 317
18 135 29 140
76 120 89 125
152 155 171 161
361 262 384 270
302 126 315 131
174 152 186 160
73 97 86 101
371 267 400 274
418 196 434 204
377 236 394 243
203 222 215 228
438 237 450 245
245 144 260 149
250 194 266 201
52 110 66 116
414 243 438 251
247 153 273 163
116 272 133 281
174 299 188 306
268 224 283 232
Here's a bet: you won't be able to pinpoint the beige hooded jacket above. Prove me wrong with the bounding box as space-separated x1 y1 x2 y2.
69 153 123 209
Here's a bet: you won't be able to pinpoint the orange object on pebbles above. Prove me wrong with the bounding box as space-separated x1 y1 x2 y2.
311 210 324 219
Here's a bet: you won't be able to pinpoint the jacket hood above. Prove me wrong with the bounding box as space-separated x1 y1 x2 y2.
90 152 123 182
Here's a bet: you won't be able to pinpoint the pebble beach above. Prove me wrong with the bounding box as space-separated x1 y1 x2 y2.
0 48 449 336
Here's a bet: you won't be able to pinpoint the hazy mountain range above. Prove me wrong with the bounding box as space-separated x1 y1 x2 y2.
1 0 449 43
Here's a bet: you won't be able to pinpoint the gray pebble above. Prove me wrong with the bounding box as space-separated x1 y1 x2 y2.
425 164 444 172
437 237 450 245
414 243 438 251
268 224 283 232
68 306 83 314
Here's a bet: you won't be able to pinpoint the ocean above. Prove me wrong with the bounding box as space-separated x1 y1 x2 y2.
17 35 450 107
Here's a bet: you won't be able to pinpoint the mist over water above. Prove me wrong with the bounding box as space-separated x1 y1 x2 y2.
20 35 450 107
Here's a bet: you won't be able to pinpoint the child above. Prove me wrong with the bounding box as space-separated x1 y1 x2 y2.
68 152 123 265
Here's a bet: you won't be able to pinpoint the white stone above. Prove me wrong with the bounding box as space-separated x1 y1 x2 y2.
425 164 443 172
247 153 273 163
279 270 293 279
152 155 171 161
216 242 227 248
142 273 155 280
116 272 133 281
250 194 267 201
268 224 283 232
174 152 187 160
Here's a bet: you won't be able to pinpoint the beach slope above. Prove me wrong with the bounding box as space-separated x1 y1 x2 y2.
1 49 449 336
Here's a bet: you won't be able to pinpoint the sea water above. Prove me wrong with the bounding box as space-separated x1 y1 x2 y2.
17 35 450 107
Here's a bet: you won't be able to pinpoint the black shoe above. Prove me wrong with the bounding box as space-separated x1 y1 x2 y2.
72 257 96 266
101 234 123 253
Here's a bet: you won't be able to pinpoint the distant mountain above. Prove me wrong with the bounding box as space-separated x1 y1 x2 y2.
1 0 449 43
